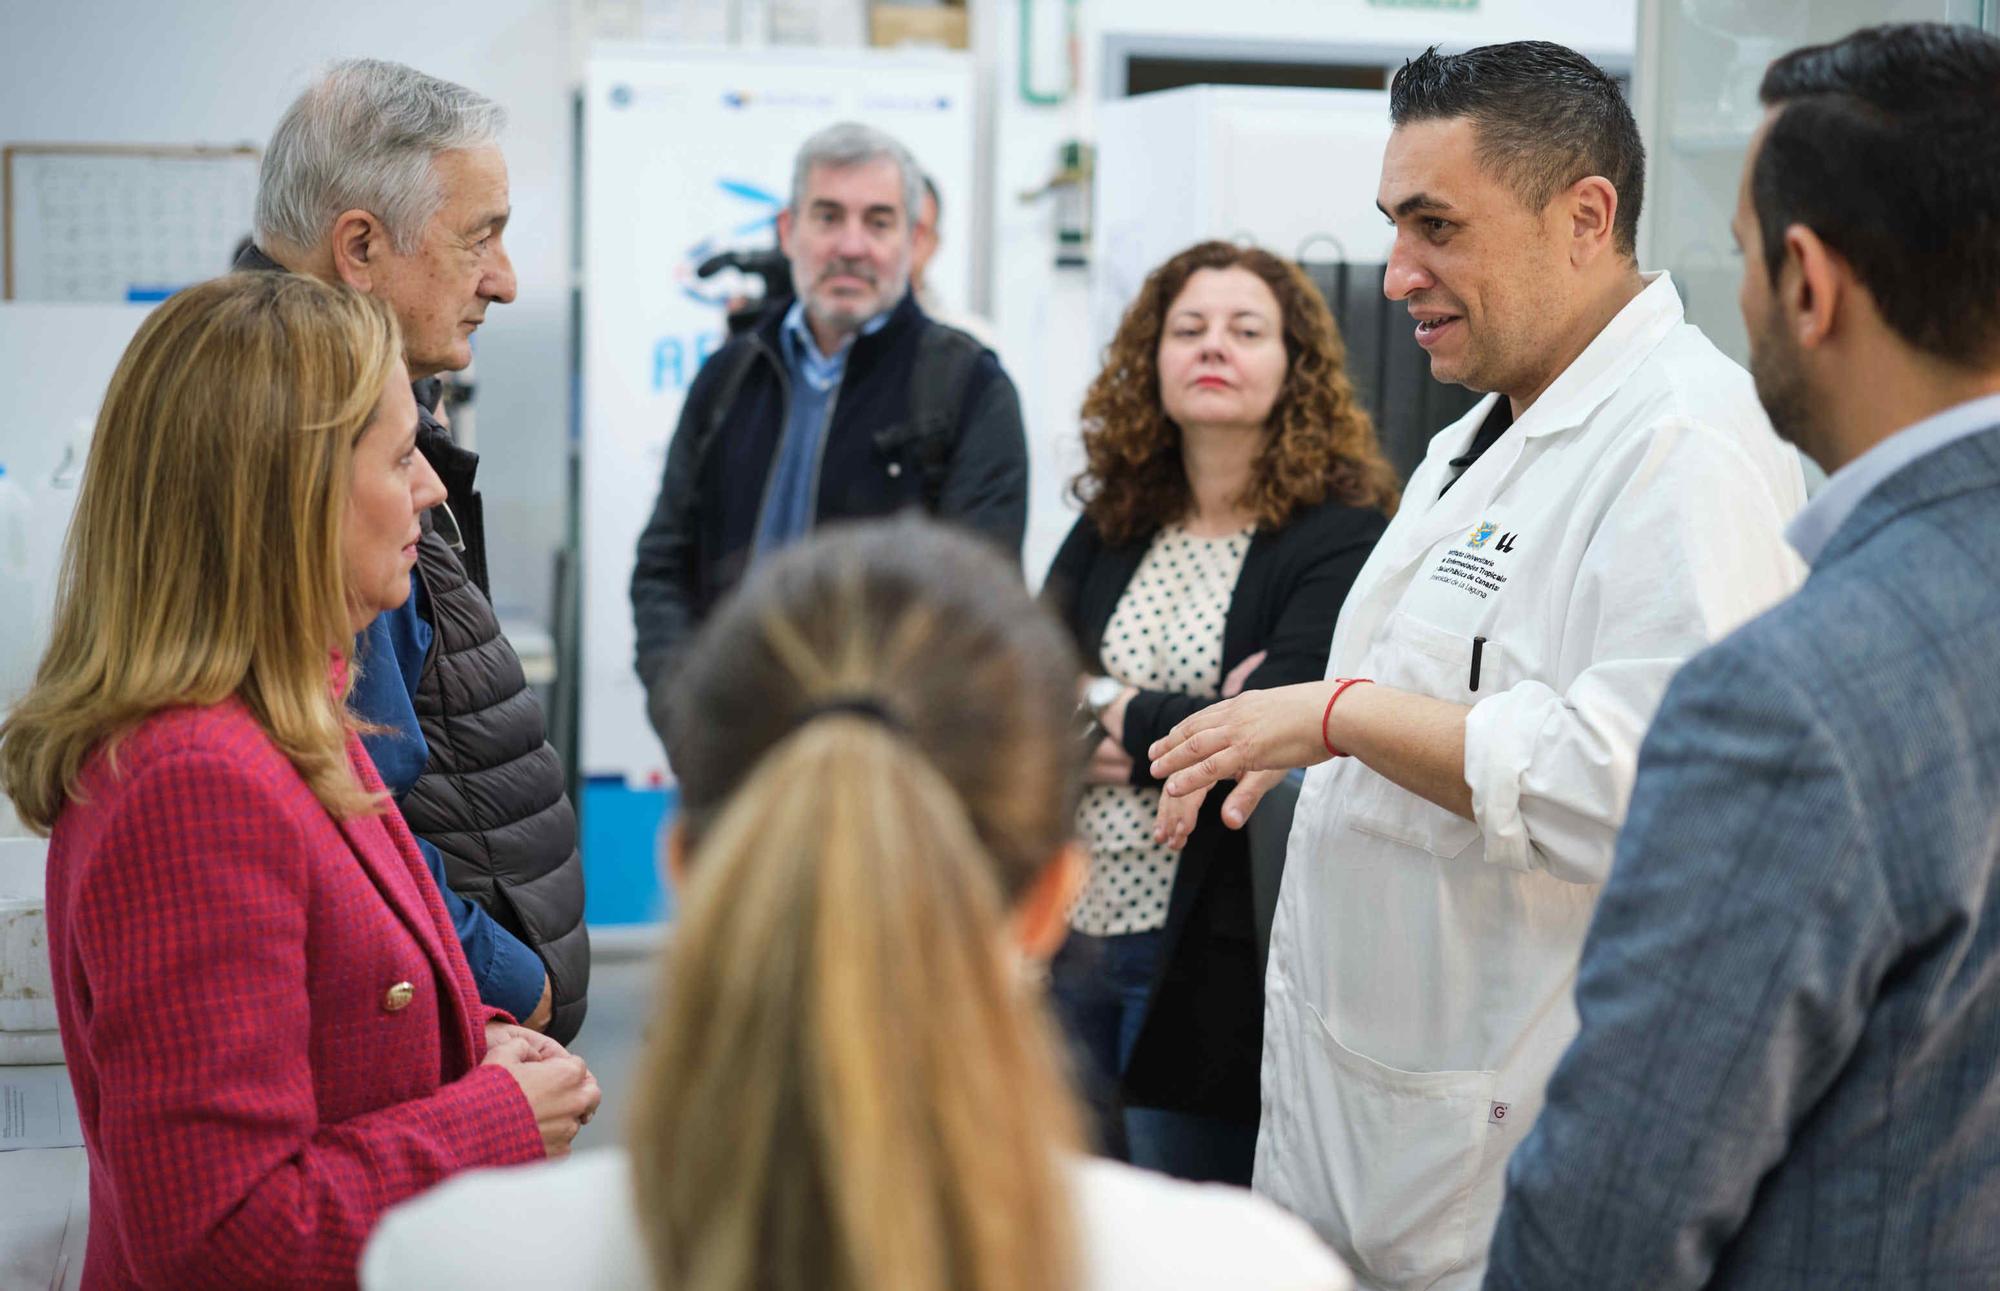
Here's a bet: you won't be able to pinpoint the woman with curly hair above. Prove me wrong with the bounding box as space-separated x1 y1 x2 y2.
1042 240 1398 1185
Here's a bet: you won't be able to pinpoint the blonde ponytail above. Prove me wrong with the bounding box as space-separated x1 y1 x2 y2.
631 521 1088 1291
633 718 1080 1291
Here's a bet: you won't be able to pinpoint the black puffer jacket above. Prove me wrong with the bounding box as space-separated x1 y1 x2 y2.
400 411 590 1045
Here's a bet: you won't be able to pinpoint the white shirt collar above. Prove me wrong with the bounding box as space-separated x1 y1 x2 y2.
1508 271 1684 440
1414 271 1686 481
1787 392 2000 564
780 297 895 393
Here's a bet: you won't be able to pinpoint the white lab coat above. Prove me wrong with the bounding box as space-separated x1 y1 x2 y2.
1253 274 1807 1291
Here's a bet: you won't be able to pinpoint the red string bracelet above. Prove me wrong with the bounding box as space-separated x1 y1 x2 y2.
1322 677 1373 758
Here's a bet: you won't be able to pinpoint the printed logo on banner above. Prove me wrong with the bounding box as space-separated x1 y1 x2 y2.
674 178 785 308
722 90 837 110
860 94 956 113
652 331 728 393
607 83 684 110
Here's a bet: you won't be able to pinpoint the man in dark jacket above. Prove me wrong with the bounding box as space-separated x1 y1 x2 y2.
630 122 1029 747
242 58 589 1043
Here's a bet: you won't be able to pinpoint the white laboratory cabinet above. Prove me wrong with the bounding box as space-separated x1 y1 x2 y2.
1090 85 1396 354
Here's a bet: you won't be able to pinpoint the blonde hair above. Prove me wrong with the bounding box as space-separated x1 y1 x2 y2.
0 272 401 830
634 520 1087 1291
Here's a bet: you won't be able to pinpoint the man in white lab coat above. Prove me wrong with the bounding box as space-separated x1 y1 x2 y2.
1146 41 1807 1291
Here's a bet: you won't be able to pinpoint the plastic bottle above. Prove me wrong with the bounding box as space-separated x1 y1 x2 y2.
0 465 27 579
0 464 40 715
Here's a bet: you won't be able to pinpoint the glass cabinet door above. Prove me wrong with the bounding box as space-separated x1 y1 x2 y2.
1636 0 1997 366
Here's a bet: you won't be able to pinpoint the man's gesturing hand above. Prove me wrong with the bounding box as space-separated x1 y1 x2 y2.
1146 681 1337 829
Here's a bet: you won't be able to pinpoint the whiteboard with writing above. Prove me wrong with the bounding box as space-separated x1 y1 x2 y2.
4 146 259 302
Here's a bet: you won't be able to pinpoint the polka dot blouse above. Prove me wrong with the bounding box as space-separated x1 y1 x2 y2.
1072 524 1252 937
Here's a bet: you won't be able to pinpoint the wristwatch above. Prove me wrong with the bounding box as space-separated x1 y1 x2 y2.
1083 675 1125 720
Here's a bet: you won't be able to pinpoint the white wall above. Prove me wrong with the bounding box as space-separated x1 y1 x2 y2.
0 0 574 625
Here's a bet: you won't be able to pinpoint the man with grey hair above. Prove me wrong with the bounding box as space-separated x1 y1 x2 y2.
238 58 591 1045
630 120 1030 748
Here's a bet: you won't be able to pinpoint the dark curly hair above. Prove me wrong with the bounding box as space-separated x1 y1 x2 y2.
1073 241 1400 546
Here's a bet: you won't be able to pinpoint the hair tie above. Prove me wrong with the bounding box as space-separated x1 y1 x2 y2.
793 694 910 734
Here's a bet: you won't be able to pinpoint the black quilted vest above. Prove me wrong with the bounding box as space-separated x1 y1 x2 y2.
400 425 589 1044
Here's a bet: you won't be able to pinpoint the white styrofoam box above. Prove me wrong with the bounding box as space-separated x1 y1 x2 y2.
772 0 865 45
0 1030 63 1065
0 838 54 1036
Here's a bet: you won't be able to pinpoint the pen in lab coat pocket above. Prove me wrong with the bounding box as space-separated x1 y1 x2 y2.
1470 636 1486 692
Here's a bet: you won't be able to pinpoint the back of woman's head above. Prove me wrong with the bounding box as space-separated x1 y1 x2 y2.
633 519 1087 1291
1076 239 1401 544
0 272 400 830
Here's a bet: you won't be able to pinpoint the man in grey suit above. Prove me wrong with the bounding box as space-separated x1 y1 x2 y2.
1484 23 2000 1289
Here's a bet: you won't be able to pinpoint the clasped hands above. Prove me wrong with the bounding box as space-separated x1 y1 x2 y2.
482 1019 602 1159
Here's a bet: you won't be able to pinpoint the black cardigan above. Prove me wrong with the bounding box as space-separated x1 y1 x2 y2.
1041 496 1386 1121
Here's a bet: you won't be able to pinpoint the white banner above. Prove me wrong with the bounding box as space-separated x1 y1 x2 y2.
581 46 974 783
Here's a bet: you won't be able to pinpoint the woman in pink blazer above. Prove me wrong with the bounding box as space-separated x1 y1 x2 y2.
0 273 599 1289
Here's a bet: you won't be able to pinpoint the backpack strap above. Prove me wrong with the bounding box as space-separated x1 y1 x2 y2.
878 322 986 510
699 338 766 462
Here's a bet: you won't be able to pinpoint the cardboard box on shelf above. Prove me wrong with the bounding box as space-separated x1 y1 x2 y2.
869 2 969 50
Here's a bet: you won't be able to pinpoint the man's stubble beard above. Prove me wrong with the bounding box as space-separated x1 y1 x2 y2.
1749 317 1827 466
804 259 909 342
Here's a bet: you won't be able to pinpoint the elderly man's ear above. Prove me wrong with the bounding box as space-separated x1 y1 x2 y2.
329 209 390 292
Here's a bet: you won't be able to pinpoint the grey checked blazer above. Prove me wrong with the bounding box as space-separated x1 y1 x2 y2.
1485 422 2000 1289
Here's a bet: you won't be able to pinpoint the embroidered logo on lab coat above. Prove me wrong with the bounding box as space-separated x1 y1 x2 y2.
1467 522 1497 549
